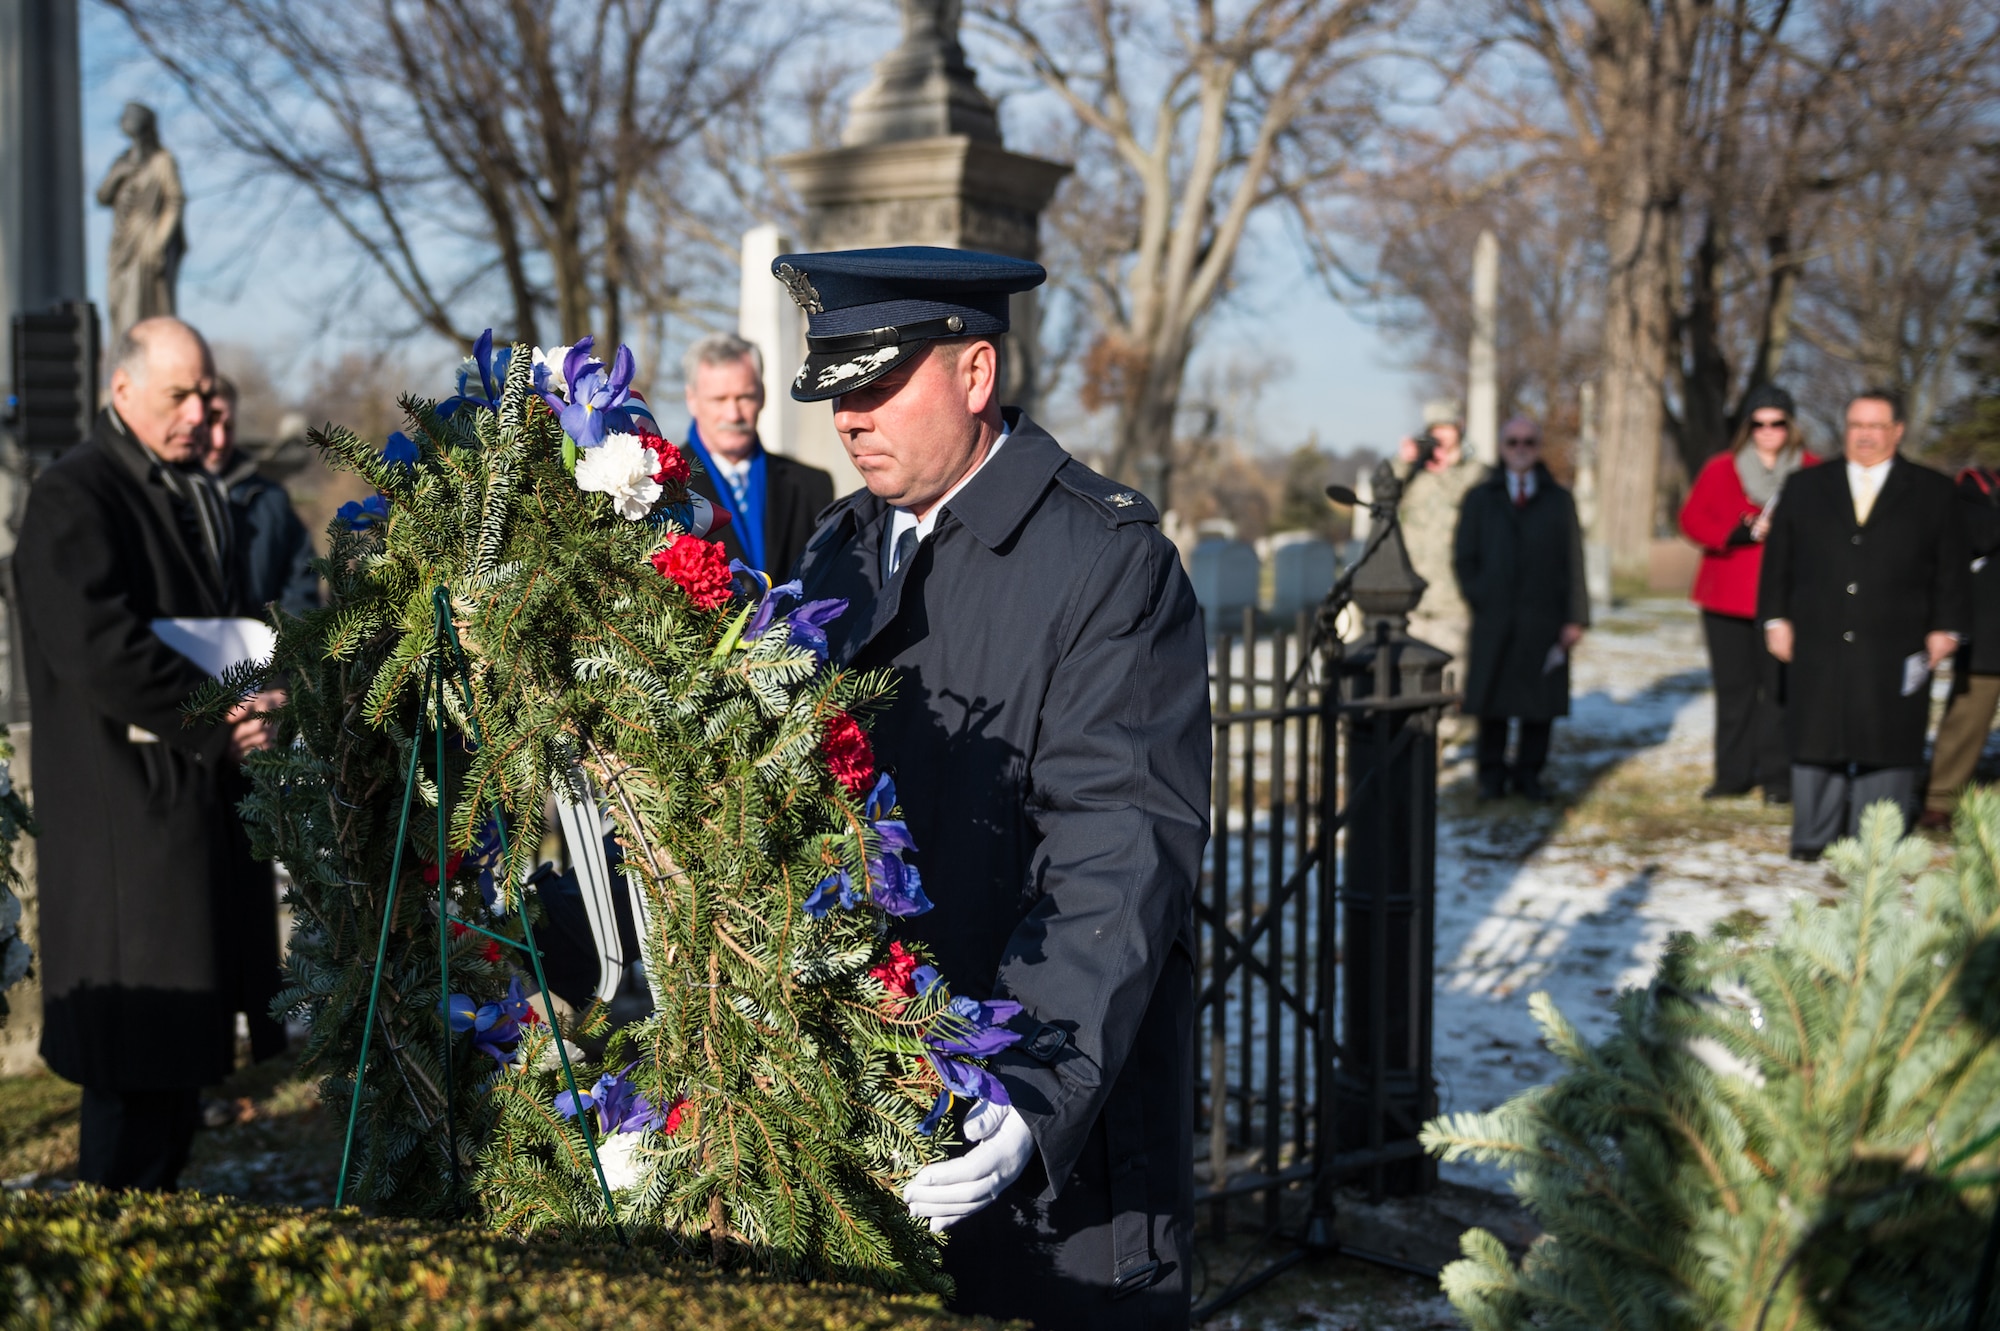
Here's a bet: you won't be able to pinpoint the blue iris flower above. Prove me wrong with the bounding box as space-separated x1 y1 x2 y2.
915 994 1024 1134
560 343 637 449
801 774 933 919
555 1062 666 1135
443 975 539 1065
743 581 849 662
382 431 420 468
336 494 389 530
468 814 505 911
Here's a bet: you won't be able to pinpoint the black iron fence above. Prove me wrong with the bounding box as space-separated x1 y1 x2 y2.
1195 602 1453 1289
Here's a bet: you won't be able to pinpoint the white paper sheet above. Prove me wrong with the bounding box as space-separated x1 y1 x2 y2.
1543 644 1567 675
151 617 276 680
1901 650 1931 698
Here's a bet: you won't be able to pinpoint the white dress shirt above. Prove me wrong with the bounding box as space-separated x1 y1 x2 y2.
1507 469 1537 505
1847 456 1892 525
884 427 1011 579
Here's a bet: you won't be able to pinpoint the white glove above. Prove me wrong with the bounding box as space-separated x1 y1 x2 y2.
903 1102 1034 1232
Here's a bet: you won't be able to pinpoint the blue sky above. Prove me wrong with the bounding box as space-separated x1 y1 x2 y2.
78 3 1427 455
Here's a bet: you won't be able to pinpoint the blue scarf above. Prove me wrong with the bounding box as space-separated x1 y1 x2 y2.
685 423 768 573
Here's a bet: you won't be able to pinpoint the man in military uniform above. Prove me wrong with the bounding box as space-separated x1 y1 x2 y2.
782 246 1210 1328
1395 399 1479 673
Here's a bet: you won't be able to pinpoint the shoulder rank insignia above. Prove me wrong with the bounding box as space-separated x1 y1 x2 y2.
775 263 823 314
1107 491 1141 508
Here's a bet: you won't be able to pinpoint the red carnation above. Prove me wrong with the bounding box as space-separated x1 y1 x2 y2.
652 440 692 486
821 711 876 794
869 941 920 995
664 1095 689 1136
448 920 505 965
651 535 734 609
869 941 921 1012
423 851 465 887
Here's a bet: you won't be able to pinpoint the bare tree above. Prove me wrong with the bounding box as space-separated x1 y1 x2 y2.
1340 0 1997 573
107 0 795 352
969 0 1400 507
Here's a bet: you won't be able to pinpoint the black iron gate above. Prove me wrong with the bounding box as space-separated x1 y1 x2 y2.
1195 594 1453 1306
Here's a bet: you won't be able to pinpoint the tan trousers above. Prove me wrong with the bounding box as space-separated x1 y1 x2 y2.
1926 673 2000 812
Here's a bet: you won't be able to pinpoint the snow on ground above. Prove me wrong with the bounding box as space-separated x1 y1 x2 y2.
1431 600 1849 1191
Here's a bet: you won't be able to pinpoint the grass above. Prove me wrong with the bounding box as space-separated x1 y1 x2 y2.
0 1042 342 1203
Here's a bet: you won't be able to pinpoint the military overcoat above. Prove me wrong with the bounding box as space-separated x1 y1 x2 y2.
1453 462 1590 720
1756 455 1971 767
14 410 284 1091
794 410 1210 1329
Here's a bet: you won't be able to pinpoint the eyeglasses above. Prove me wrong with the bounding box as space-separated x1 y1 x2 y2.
1750 416 1789 431
1500 436 1540 448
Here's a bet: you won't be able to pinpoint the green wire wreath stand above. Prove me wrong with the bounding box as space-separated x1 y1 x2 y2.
333 587 623 1236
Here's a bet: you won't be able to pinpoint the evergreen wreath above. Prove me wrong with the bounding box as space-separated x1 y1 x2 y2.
207 333 1020 1292
1425 799 2000 1330
0 739 36 1025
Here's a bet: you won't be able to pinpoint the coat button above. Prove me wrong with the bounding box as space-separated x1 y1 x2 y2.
1852 534 1863 545
1847 583 1859 594
1844 630 1855 642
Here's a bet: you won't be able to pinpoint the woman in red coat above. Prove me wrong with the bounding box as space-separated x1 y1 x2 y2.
1679 383 1818 803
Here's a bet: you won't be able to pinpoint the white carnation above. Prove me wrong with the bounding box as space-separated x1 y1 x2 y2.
528 1036 586 1074
532 344 574 399
0 935 30 989
593 1130 647 1192
574 431 663 521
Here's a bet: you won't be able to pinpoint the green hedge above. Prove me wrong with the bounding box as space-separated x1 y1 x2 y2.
0 1188 1010 1329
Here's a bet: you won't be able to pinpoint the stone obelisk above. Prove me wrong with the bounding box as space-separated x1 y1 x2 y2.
767 0 1069 492
1465 230 1499 467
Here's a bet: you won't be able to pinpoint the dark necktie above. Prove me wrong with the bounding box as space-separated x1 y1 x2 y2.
889 528 919 579
1513 477 1528 509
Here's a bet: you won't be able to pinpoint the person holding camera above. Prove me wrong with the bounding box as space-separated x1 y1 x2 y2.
1396 399 1480 671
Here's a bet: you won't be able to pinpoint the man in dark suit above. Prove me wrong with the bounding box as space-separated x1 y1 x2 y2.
14 317 285 1189
1454 416 1590 802
1759 387 1971 860
785 247 1209 1328
680 331 833 580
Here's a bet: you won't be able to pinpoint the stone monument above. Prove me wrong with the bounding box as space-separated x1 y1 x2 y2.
773 0 1068 413
1465 229 1499 467
97 101 184 350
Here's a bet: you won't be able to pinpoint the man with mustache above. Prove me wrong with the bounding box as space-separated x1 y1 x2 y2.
680 331 834 579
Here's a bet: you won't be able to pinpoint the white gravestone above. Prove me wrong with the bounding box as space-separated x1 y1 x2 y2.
1191 537 1261 628
1270 533 1336 619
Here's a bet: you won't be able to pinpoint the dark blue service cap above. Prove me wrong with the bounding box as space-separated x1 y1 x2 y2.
771 245 1046 402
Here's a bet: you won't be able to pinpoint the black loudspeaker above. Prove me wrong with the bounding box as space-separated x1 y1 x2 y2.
8 300 99 462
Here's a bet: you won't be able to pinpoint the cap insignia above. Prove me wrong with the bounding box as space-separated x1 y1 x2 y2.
1107 491 1141 508
776 263 823 314
816 345 901 390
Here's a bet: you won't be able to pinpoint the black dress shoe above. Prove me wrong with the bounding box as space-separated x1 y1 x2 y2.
1788 847 1822 863
1702 785 1753 800
1516 776 1553 803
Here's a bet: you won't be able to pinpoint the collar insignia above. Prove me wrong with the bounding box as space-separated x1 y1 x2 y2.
775 263 823 314
1107 491 1141 508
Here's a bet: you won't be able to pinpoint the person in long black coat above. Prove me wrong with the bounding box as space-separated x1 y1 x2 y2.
679 331 835 580
1453 418 1590 801
1921 470 2000 826
1758 388 1971 858
13 318 284 1189
206 377 318 614
782 247 1209 1329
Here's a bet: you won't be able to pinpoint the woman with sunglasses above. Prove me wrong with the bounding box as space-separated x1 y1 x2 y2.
1679 383 1818 803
